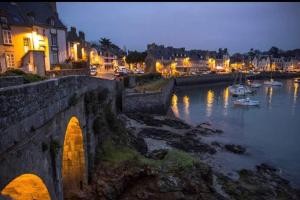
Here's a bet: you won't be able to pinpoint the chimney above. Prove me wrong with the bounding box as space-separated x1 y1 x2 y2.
49 2 57 13
79 31 85 41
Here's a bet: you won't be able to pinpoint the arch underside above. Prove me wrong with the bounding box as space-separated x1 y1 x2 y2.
62 116 86 198
1 174 51 200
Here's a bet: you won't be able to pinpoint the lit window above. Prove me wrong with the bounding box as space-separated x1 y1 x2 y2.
2 30 12 44
6 53 15 68
51 34 57 46
23 38 30 52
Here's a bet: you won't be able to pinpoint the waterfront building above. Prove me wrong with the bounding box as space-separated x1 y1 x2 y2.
67 27 89 63
145 43 217 75
0 2 67 75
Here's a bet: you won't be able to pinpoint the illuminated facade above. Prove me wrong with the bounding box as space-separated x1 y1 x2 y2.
0 2 67 75
67 27 89 62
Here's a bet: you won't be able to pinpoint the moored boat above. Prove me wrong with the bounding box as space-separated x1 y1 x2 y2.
294 78 300 83
264 79 283 86
234 97 260 106
249 82 262 88
229 84 253 96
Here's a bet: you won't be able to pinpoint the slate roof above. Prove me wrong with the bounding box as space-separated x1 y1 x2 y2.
0 2 66 29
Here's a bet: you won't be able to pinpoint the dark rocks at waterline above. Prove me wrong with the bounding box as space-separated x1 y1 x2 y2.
256 163 277 173
170 137 217 154
139 128 217 154
216 163 300 200
224 144 246 154
196 124 224 135
139 128 182 141
126 113 191 129
129 135 148 155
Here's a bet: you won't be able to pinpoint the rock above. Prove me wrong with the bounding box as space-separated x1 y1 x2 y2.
147 149 168 160
139 128 181 141
224 144 246 154
130 135 148 155
126 113 191 129
256 163 277 173
211 141 222 147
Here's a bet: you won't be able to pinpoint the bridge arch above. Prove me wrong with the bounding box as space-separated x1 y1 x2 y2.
62 116 86 198
0 173 51 200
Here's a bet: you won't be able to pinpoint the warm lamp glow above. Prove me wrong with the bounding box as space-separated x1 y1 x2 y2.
62 116 86 197
1 174 51 200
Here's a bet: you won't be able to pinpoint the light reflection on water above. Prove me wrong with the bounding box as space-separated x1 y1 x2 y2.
206 90 214 117
171 79 300 186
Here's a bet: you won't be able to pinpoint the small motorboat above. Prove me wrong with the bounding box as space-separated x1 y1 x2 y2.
229 84 253 96
264 79 283 86
294 78 300 83
234 97 260 106
249 82 262 88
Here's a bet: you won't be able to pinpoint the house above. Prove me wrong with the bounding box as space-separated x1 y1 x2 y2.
67 27 89 63
145 43 215 75
258 56 271 71
0 2 67 75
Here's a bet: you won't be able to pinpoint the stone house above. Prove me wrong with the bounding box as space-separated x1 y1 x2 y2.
0 2 67 75
67 27 89 63
145 43 214 75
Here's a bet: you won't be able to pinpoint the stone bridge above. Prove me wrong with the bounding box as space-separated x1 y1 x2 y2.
0 76 120 200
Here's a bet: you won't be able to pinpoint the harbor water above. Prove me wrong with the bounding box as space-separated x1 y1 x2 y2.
171 79 300 186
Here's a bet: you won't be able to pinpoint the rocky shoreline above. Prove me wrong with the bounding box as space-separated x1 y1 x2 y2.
77 113 299 200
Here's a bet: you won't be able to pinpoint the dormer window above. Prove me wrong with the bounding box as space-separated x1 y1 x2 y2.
0 16 8 25
27 12 35 24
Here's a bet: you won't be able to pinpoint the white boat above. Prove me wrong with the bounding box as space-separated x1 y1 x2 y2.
264 79 283 86
229 84 253 96
234 97 260 106
249 82 262 88
294 78 300 83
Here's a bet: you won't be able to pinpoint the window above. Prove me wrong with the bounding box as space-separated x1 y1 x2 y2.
23 37 30 52
2 30 12 44
51 51 58 65
51 34 57 46
6 53 15 68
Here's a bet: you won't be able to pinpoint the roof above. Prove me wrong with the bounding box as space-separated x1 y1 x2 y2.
0 2 66 29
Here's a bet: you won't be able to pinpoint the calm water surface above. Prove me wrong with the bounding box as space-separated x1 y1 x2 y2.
171 79 300 186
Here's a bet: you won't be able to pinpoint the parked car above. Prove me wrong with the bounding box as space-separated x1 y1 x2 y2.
134 69 145 74
90 65 97 76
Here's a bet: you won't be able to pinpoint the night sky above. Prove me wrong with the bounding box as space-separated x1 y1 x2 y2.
57 2 300 54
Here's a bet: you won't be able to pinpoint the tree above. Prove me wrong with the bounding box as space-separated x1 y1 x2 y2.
269 46 279 56
125 51 147 64
99 38 112 49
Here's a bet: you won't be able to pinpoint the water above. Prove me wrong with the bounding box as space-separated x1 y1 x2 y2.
171 79 300 186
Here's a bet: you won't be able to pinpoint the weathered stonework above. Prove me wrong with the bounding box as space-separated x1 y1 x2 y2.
0 75 117 200
122 79 174 114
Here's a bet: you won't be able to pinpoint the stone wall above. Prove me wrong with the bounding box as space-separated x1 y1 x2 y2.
0 75 117 200
0 76 24 88
46 68 89 78
175 74 235 86
122 79 174 114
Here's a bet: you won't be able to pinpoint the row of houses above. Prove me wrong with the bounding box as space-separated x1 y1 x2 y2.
145 43 300 76
0 2 123 75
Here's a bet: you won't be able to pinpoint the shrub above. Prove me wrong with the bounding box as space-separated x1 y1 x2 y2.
72 61 88 69
1 69 46 83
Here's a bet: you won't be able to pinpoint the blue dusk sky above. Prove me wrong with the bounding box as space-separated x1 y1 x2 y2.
57 2 300 54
